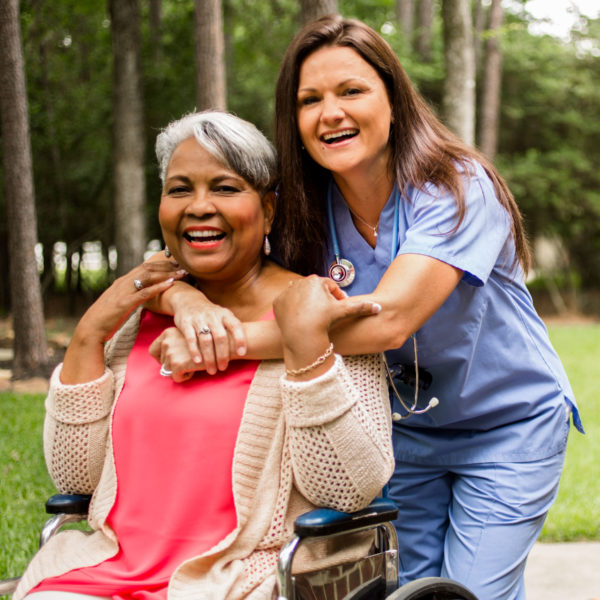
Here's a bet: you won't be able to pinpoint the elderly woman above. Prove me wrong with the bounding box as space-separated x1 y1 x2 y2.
15 111 393 600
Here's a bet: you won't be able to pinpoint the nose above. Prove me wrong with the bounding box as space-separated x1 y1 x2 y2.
184 189 217 218
320 93 344 123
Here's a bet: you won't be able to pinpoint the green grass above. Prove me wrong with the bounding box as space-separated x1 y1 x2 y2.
539 324 600 541
0 393 54 580
0 323 598 581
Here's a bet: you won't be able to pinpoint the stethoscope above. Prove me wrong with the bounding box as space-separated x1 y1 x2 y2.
326 181 401 288
326 181 439 420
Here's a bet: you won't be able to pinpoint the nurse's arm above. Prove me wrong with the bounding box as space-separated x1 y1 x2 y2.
210 253 462 360
149 253 463 374
329 253 463 354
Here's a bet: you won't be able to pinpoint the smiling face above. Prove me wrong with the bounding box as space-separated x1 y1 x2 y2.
159 137 274 283
296 45 393 183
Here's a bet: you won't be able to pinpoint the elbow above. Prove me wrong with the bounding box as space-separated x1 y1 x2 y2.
375 313 413 351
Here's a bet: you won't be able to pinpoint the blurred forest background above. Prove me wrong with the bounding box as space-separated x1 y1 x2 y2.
0 0 599 378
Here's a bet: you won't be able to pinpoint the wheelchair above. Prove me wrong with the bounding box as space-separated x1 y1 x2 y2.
0 494 478 600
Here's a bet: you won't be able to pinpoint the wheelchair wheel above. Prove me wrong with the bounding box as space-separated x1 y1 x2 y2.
386 576 478 600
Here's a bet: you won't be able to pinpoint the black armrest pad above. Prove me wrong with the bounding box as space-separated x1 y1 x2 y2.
46 494 92 515
294 497 398 538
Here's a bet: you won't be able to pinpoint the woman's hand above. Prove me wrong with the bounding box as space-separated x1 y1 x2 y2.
167 284 246 374
61 259 187 384
149 327 202 382
273 275 380 379
273 275 381 345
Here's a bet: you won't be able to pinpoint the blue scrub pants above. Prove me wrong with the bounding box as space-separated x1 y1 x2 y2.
388 449 566 600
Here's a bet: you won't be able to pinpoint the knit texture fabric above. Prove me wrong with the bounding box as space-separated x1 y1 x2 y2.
15 309 393 600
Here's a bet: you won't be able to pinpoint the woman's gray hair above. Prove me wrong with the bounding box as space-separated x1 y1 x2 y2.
155 111 278 194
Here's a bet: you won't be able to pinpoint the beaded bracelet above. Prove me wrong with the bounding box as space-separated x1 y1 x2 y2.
285 343 335 377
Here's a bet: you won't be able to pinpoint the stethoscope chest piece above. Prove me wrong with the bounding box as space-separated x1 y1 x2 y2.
328 258 355 288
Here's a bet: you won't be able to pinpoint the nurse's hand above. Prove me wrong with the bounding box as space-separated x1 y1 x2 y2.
149 326 204 382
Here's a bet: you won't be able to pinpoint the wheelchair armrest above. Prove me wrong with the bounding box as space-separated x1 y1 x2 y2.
46 493 92 515
293 497 398 538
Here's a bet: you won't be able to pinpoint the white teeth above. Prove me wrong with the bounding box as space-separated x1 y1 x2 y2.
186 230 222 239
322 129 357 142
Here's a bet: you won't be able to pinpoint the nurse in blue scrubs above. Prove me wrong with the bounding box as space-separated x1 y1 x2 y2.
150 16 583 600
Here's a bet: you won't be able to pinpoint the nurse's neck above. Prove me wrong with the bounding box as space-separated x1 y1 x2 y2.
333 168 395 225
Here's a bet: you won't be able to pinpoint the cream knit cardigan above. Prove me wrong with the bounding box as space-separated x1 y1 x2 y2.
15 310 394 600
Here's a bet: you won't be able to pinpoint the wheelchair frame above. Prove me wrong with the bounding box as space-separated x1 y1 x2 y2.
0 494 478 600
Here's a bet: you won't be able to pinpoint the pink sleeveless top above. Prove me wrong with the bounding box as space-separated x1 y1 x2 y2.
35 310 261 600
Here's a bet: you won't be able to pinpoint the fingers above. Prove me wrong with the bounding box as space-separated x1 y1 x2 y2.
129 263 187 293
340 298 382 319
223 314 247 357
175 309 245 373
150 327 206 382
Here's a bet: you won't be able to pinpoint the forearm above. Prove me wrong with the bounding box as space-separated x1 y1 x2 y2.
283 354 394 511
44 366 114 493
241 320 283 360
60 327 107 384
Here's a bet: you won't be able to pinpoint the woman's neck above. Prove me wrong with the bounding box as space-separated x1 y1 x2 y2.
332 167 395 224
194 261 292 322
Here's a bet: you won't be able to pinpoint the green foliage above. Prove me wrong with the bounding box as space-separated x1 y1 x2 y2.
497 12 600 288
1 0 598 302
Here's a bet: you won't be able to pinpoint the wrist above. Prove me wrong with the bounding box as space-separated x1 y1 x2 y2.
282 332 335 381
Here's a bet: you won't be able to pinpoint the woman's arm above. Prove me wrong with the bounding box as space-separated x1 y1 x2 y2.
62 259 184 384
150 253 461 378
273 277 394 511
330 253 463 353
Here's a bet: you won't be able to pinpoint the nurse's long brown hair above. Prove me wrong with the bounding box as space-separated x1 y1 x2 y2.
272 15 530 276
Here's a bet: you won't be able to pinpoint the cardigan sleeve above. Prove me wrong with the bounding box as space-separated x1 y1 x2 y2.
43 364 116 494
280 353 393 512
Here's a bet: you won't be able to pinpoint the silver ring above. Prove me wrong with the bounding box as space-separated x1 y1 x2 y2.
199 326 211 335
133 278 144 291
159 365 173 377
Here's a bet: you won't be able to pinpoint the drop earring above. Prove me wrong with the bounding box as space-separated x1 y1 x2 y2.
263 235 271 256
164 245 172 258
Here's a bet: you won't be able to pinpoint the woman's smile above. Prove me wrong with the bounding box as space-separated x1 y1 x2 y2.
183 226 227 249
296 45 393 180
159 137 273 281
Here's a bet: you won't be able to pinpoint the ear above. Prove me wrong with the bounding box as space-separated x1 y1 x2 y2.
262 191 276 232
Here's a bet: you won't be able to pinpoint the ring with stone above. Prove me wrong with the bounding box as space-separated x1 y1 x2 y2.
199 326 211 335
133 278 144 291
159 365 173 377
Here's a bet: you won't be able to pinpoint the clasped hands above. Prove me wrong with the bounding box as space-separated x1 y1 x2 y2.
149 275 381 382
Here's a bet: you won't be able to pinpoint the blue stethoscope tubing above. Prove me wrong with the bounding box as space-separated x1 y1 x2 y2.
327 180 401 271
327 181 439 419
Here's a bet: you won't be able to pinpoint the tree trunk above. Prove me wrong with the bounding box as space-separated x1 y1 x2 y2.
109 0 147 275
299 0 338 24
473 0 484 71
0 0 49 377
441 0 476 145
477 0 503 160
194 0 227 110
149 0 162 61
396 0 414 44
415 0 434 62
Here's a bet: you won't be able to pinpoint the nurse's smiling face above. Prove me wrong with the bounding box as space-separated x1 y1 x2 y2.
296 46 393 182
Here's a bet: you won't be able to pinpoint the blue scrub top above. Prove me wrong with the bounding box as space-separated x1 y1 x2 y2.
325 163 583 465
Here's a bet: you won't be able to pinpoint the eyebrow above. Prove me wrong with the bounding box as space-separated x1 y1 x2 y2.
298 77 367 94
